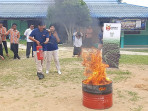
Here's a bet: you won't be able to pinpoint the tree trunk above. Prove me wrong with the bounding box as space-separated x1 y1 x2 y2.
63 24 73 45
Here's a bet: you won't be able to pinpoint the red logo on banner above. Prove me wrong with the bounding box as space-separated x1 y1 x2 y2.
106 25 111 31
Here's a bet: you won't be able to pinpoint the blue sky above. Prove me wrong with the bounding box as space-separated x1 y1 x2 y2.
1 0 148 7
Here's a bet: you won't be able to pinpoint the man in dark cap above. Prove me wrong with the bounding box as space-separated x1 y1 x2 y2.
29 22 49 80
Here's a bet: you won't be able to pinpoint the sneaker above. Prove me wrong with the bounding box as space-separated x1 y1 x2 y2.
58 70 62 75
37 72 44 80
46 70 49 74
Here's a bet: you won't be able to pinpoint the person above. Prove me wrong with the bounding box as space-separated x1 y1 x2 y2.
24 24 34 58
46 25 61 75
98 26 104 50
6 23 20 59
73 31 83 57
0 21 8 57
0 32 4 60
84 26 93 48
29 22 49 80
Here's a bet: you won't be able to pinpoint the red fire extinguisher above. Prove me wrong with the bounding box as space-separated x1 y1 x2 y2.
36 46 44 60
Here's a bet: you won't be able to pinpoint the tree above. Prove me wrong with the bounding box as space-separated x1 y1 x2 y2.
117 0 122 3
47 0 92 44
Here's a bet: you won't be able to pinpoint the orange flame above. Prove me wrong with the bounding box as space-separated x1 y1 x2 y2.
82 48 111 85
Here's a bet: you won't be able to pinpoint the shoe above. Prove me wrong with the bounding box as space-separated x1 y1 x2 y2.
26 56 29 58
6 54 9 57
14 57 17 59
37 72 44 80
58 70 62 75
72 55 75 57
17 55 20 59
46 70 49 74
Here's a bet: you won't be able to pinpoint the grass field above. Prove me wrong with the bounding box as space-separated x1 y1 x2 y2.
0 48 147 111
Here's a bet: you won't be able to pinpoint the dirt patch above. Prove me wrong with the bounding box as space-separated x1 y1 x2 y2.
0 47 148 111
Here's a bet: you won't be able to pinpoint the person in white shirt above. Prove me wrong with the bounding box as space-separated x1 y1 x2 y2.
24 24 34 58
73 31 83 57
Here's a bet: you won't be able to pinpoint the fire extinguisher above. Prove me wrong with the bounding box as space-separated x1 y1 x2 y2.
36 45 44 60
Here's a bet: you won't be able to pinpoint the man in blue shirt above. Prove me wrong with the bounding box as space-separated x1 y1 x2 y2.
29 22 49 80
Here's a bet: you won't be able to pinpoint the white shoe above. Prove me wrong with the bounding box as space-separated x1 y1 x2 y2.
46 70 49 74
58 71 62 75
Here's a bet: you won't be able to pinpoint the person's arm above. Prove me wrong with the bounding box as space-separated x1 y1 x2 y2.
44 31 50 44
24 30 27 37
44 38 49 44
54 32 60 43
5 29 10 36
29 30 41 46
1 28 7 36
29 36 41 46
17 32 20 39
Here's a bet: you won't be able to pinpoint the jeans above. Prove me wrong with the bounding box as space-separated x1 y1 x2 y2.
26 42 33 57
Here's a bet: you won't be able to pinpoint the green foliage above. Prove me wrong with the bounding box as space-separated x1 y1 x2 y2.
117 0 122 3
47 0 91 27
120 55 148 65
47 0 91 43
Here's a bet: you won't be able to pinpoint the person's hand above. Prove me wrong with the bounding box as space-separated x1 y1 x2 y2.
44 41 48 44
36 41 41 46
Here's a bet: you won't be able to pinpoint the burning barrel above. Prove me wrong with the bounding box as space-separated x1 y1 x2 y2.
82 81 113 109
82 49 113 110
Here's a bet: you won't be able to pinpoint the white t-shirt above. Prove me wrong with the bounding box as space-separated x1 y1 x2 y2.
73 32 83 47
24 28 33 42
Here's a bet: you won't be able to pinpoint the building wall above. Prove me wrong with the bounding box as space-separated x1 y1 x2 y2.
7 20 28 38
124 21 148 47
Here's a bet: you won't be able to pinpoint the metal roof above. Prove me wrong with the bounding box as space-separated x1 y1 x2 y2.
0 0 148 19
87 2 148 18
0 2 50 18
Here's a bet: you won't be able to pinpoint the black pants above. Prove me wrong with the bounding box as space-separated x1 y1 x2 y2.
11 43 19 58
26 42 33 57
2 41 8 54
0 44 3 56
73 47 82 55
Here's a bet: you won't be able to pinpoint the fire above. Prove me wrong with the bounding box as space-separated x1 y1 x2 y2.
82 48 111 85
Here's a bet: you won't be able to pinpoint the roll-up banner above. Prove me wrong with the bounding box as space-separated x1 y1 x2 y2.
102 23 121 68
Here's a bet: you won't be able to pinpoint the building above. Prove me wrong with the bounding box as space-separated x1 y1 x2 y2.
86 0 148 48
0 0 51 37
0 0 148 47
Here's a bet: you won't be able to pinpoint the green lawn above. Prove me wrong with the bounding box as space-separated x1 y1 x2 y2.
120 54 148 65
7 39 27 45
0 48 147 111
120 49 148 53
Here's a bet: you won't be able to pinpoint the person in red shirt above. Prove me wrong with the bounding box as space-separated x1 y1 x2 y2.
0 21 8 57
0 32 4 60
6 23 20 59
